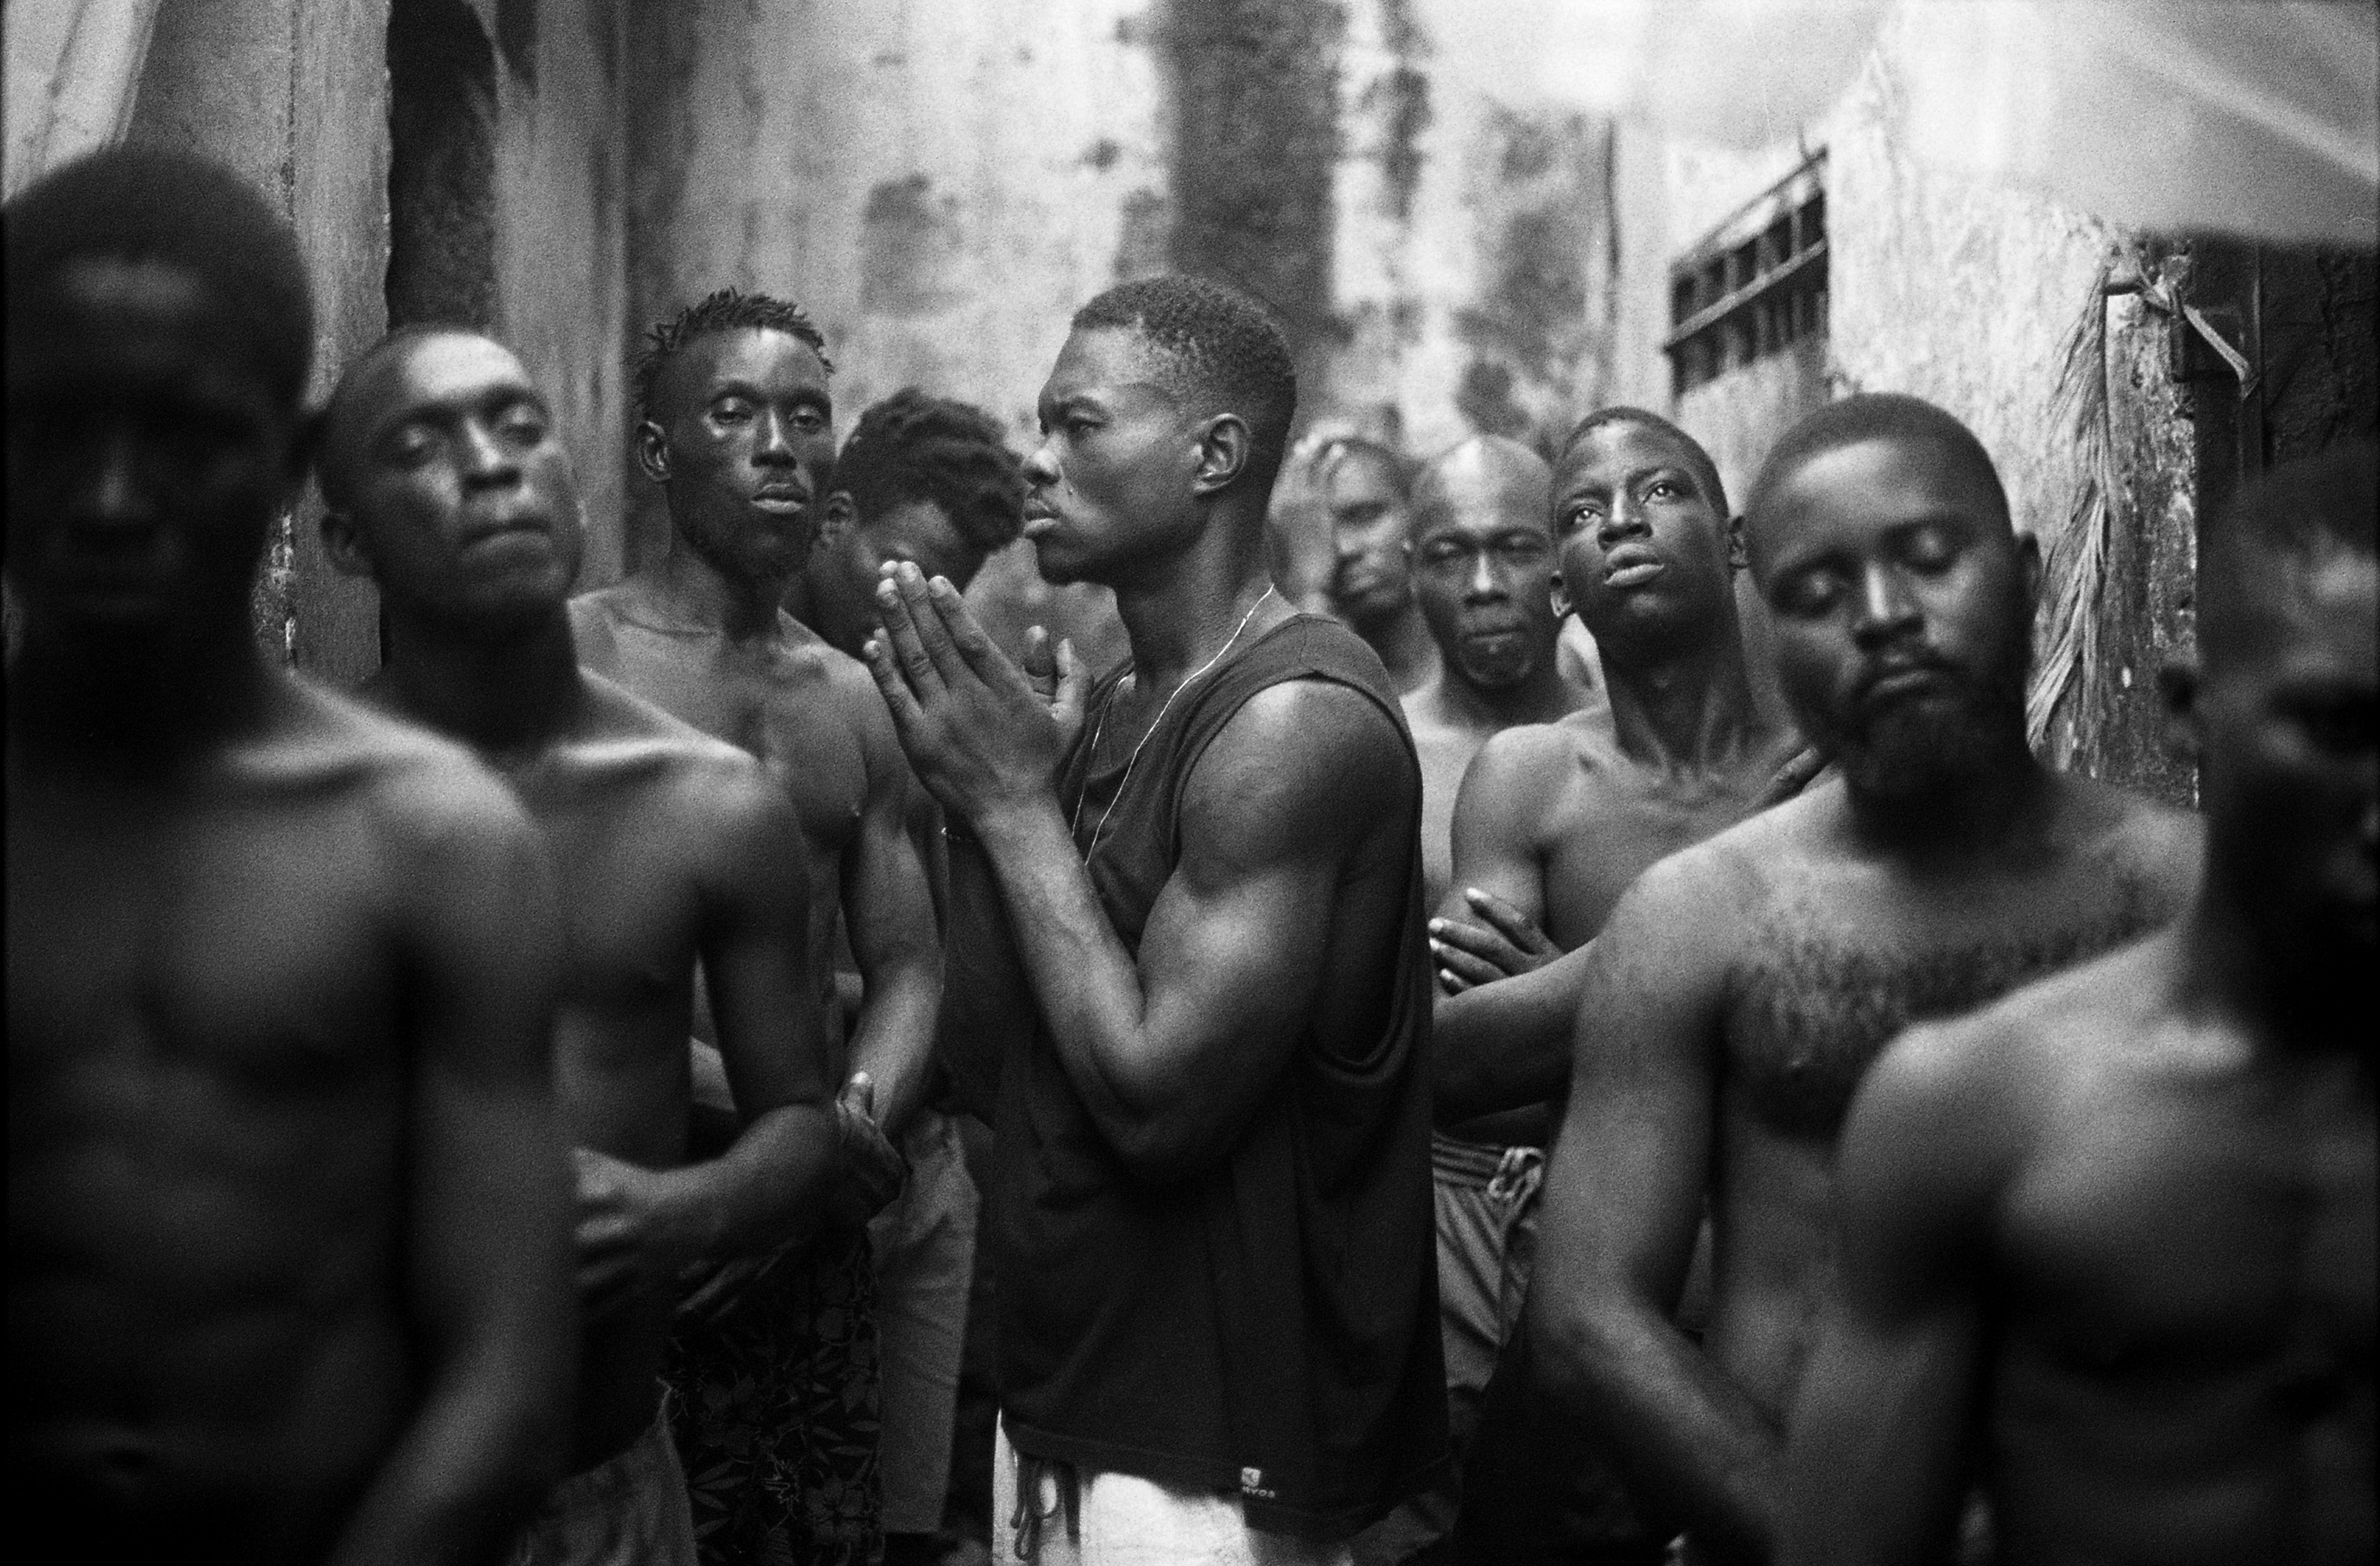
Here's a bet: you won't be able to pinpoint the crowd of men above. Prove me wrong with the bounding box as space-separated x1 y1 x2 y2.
7 144 2371 1566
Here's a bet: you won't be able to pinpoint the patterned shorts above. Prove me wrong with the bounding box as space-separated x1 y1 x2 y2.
667 1228 882 1566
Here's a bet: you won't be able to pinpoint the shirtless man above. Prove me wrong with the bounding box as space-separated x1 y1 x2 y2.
789 386 1026 1564
1355 434 1589 1564
1527 394 2204 1564
864 275 1445 1561
317 325 846 1559
1400 435 1593 914
1322 435 1439 695
1430 410 1811 1132
1785 445 2376 1566
572 287 938 1565
7 149 574 1563
1425 409 1808 1564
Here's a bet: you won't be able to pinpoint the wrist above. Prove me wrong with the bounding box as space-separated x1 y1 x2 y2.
970 793 1062 854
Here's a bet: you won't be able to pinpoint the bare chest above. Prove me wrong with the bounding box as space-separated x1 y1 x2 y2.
504 762 709 1008
596 630 869 858
8 796 406 1109
1726 880 2165 1144
2003 1079 2376 1391
1542 779 1764 950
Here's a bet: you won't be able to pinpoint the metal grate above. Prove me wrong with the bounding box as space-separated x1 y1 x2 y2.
1666 154 1828 396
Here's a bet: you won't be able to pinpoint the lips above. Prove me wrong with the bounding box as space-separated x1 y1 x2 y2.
1855 659 1953 705
750 489 808 515
1602 547 1665 588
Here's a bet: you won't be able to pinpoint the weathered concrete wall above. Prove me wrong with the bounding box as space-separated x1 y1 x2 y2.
489 0 633 589
1612 15 2204 803
126 0 392 683
624 0 1170 575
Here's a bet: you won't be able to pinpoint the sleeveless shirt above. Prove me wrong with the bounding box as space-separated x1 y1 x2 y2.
993 613 1450 1539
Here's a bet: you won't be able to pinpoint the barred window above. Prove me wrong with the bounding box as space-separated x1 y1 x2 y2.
1667 155 1828 397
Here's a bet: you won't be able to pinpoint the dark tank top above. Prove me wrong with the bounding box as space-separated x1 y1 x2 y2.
993 612 1449 1539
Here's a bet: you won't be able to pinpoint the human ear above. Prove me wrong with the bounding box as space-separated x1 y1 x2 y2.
1192 413 1253 496
2016 531 2043 612
319 508 374 579
1726 514 1750 572
634 420 673 484
1549 571 1574 620
819 491 856 549
2157 659 2204 762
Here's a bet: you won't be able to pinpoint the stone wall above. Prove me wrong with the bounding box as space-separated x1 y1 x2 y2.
127 0 394 681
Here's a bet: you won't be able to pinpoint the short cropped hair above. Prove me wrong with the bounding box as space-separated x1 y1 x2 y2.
1315 435 1413 502
316 323 504 510
636 287 831 423
4 146 314 409
1747 392 2008 528
1072 275 1298 487
2201 442 2378 657
1563 406 1729 518
835 388 1026 556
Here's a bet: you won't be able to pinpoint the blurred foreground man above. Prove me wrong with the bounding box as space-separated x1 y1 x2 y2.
1526 395 2202 1563
1786 446 2376 1566
1433 410 1812 1564
320 326 850 1564
865 276 1446 1563
6 150 575 1564
573 289 934 1564
1323 435 1439 695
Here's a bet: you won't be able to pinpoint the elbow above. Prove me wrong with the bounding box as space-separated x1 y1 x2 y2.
1524 1268 1640 1416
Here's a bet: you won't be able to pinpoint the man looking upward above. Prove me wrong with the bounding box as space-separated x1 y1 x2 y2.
1323 435 1439 695
319 325 848 1562
1527 394 2202 1563
7 149 575 1562
864 275 1446 1563
1426 408 1807 1564
572 287 939 1565
1786 445 2375 1566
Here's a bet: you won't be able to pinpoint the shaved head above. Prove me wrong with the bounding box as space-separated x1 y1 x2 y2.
1413 435 1553 541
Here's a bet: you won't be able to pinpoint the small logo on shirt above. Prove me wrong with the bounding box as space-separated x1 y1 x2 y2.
1239 1467 1275 1499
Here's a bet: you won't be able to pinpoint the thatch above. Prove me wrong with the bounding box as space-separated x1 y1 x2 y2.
2025 247 2130 760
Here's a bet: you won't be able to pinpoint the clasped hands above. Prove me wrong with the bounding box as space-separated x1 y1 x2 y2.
861 560 1085 827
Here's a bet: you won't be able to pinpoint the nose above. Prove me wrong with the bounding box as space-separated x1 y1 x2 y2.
458 417 522 492
1335 526 1367 565
1023 437 1058 488
1850 561 1921 647
754 409 797 466
1596 492 1645 547
1464 550 1505 602
71 428 157 530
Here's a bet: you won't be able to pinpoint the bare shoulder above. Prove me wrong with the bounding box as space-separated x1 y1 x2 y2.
2053 772 2203 907
1461 717 1595 819
263 677 546 879
574 672 802 852
1859 930 2177 1162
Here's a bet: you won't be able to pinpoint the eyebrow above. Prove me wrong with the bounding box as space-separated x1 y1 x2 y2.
372 382 546 442
708 378 828 407
1560 461 1697 497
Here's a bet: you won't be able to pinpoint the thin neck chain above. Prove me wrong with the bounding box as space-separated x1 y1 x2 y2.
1069 586 1281 861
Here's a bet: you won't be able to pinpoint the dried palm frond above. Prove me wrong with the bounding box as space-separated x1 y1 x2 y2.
2026 248 2129 760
